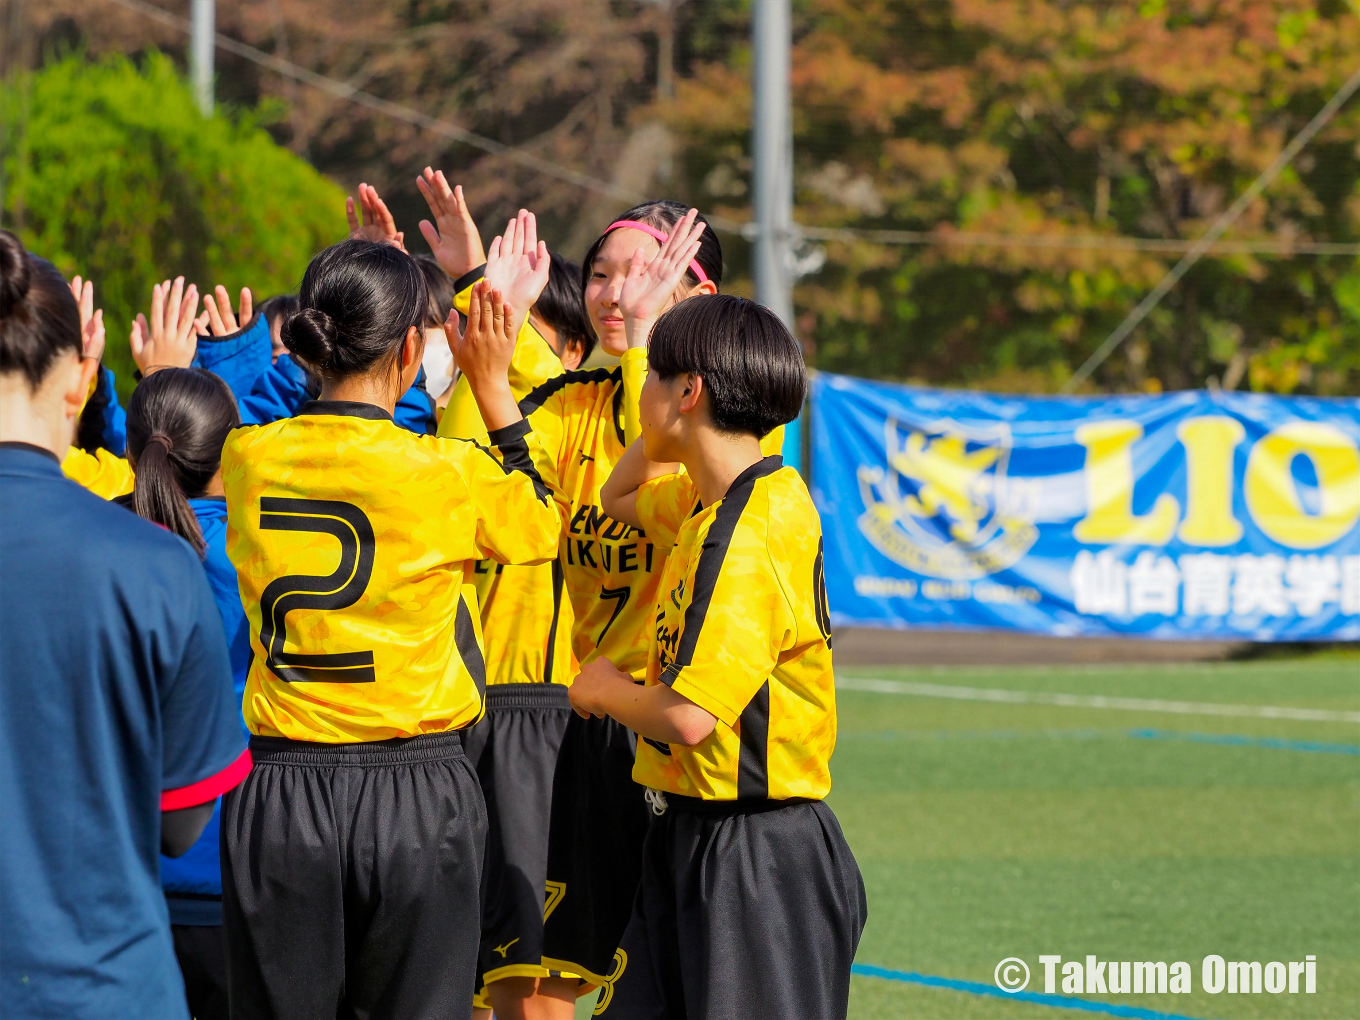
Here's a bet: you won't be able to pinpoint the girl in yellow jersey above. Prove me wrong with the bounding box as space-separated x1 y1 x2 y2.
218 237 560 1020
420 176 594 1020
581 296 866 1020
509 204 725 992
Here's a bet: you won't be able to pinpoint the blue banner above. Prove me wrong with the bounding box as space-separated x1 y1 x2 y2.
811 373 1360 640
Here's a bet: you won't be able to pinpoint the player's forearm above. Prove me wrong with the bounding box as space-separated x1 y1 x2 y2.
467 377 521 433
588 678 716 747
600 438 678 529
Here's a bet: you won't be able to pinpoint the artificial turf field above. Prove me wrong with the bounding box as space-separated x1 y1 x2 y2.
577 651 1359 1019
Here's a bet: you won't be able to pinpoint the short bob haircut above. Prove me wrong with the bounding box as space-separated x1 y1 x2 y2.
647 294 806 439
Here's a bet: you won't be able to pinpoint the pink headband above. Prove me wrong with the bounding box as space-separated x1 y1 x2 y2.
603 219 709 283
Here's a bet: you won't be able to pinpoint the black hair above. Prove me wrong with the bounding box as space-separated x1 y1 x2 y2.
0 229 82 390
647 295 806 438
580 200 723 296
412 253 457 328
76 367 113 453
257 293 299 331
281 238 427 378
535 250 595 363
126 368 240 557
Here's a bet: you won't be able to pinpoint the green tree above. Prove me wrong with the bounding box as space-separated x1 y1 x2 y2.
1 53 346 395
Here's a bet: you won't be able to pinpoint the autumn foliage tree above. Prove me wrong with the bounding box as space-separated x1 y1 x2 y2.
11 0 1360 394
661 0 1360 394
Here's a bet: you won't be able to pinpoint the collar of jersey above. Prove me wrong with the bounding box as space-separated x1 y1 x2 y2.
698 454 784 511
297 400 393 421
0 441 63 479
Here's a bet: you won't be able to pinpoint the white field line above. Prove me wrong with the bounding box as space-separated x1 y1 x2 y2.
837 677 1360 724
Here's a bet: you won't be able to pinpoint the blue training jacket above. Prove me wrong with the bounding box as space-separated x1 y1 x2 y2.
99 367 128 456
158 499 250 925
194 314 437 434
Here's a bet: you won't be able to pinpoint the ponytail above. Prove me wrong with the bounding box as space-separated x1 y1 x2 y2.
132 432 207 556
126 368 240 557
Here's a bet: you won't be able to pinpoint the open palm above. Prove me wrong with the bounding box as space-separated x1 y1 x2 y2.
346 183 405 251
482 209 549 337
129 277 207 375
69 275 105 364
416 167 485 279
616 208 706 332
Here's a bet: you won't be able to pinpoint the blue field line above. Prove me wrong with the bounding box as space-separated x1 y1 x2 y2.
1127 728 1360 756
851 963 1211 1020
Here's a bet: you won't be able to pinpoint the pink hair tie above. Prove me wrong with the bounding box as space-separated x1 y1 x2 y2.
603 219 710 284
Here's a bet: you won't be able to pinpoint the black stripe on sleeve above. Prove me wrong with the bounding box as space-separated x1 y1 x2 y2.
737 680 770 799
485 418 532 444
485 419 552 503
455 592 487 700
452 264 486 294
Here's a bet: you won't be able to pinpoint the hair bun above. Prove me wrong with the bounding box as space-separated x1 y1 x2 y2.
282 305 338 367
0 230 32 318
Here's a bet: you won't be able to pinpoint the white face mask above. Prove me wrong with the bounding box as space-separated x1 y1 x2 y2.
421 329 454 396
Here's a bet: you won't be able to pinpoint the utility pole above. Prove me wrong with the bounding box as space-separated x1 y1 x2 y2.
190 0 215 117
751 0 794 330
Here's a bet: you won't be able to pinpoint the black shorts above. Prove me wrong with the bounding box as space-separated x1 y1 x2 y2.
221 731 486 1020
597 795 867 1020
541 712 652 986
463 683 573 989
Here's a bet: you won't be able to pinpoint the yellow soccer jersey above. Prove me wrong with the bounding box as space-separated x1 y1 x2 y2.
632 456 837 801
634 430 788 551
221 400 560 742
62 446 134 499
521 349 787 679
519 348 658 678
436 271 575 687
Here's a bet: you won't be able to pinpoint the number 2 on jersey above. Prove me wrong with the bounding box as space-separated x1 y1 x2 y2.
258 497 377 683
597 585 631 643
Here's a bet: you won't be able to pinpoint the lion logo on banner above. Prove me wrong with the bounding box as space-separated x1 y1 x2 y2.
857 418 1039 579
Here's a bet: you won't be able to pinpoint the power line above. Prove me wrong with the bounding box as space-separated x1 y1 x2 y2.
799 225 1360 256
1061 62 1360 393
102 0 671 215
101 0 1360 261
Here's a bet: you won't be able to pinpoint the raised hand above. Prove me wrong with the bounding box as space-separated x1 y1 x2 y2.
68 275 105 364
130 277 207 375
346 182 405 250
617 208 707 349
203 285 253 336
482 209 550 339
416 167 485 279
447 279 520 432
